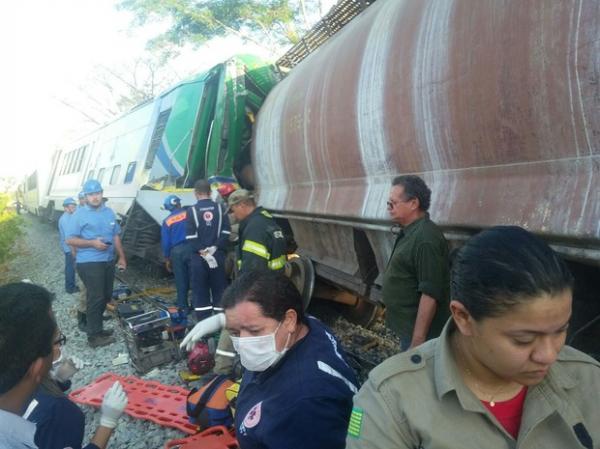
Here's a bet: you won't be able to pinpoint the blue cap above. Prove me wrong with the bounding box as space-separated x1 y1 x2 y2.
78 191 85 200
82 179 103 195
62 197 77 207
163 194 181 211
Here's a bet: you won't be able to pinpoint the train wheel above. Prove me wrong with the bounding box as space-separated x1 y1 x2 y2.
340 296 383 329
311 282 383 329
285 255 315 312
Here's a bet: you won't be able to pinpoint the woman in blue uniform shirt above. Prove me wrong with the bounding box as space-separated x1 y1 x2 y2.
221 271 358 449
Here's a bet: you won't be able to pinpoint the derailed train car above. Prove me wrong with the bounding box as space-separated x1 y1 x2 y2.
35 0 599 354
252 0 600 354
41 55 280 260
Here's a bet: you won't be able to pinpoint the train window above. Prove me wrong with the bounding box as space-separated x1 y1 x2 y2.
60 153 69 175
77 146 87 172
87 169 94 181
97 168 106 184
64 151 73 175
124 162 136 184
68 150 77 174
27 172 37 191
145 109 171 169
72 148 80 173
110 165 121 185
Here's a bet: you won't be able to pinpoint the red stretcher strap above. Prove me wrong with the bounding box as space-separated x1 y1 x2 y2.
69 372 198 435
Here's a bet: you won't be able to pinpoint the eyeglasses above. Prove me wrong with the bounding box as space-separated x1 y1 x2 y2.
54 333 67 347
387 197 413 209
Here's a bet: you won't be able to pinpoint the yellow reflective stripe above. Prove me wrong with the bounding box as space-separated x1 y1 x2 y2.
242 240 270 259
237 259 242 268
268 255 286 270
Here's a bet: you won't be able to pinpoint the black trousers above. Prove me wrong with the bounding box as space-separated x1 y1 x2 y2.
76 262 115 336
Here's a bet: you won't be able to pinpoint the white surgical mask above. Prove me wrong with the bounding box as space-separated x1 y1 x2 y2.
231 321 291 372
49 347 63 379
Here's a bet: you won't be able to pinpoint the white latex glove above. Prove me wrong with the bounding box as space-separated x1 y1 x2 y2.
180 313 225 351
100 381 128 428
201 246 217 257
52 356 83 383
202 254 218 269
70 356 85 370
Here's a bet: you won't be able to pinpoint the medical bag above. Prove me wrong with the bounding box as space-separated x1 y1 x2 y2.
186 375 235 428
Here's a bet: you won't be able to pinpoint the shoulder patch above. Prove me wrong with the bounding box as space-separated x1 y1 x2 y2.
243 401 262 428
260 210 273 218
347 407 363 438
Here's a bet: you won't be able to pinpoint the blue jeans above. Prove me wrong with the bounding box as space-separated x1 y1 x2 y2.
171 243 192 311
64 252 77 292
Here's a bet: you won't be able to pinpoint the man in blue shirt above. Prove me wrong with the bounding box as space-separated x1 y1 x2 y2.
77 191 86 208
161 194 192 312
185 179 231 320
66 179 126 348
0 282 56 449
58 197 80 294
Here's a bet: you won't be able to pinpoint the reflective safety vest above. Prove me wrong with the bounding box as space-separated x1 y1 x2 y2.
237 207 286 273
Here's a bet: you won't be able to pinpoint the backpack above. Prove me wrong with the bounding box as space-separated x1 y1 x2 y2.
187 375 235 429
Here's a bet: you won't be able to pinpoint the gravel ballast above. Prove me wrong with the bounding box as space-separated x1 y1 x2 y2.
2 215 188 449
3 214 401 447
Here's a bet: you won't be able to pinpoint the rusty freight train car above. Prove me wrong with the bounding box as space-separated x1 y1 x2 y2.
252 0 600 354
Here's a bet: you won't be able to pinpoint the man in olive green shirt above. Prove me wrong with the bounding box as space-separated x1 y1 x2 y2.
382 175 449 349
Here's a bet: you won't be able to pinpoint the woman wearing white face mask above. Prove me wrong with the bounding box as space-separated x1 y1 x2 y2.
24 328 128 449
222 271 359 449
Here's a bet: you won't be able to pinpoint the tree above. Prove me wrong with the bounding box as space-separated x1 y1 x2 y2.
117 0 330 54
57 50 186 125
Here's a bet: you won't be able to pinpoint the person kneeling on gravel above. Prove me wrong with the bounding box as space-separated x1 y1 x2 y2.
24 328 129 449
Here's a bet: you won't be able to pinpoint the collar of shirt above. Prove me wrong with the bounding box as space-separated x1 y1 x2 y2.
239 206 264 231
246 316 315 386
0 408 37 448
433 320 579 413
84 203 105 212
400 213 430 238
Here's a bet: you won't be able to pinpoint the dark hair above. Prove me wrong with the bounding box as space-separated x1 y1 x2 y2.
221 271 306 324
0 283 56 394
451 226 573 320
194 179 211 195
392 175 431 211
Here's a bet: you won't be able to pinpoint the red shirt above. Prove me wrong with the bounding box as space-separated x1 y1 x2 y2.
482 387 528 439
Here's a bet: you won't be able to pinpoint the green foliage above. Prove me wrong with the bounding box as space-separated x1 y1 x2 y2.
118 0 326 53
0 194 24 264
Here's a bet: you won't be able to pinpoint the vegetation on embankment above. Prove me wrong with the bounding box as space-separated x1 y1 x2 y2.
0 194 24 265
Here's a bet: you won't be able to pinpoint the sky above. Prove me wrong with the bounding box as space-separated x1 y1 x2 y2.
0 1 335 182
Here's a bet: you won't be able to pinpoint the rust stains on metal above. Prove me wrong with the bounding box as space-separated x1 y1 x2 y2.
254 0 600 242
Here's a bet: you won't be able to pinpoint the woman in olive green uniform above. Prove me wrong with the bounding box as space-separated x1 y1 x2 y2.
347 226 599 449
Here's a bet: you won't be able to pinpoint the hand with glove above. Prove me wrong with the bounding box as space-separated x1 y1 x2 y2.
202 254 218 269
200 246 217 257
52 355 86 383
200 246 218 269
180 313 226 352
100 381 128 429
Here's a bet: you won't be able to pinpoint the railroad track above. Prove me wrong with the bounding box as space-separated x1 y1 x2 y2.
114 259 399 383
